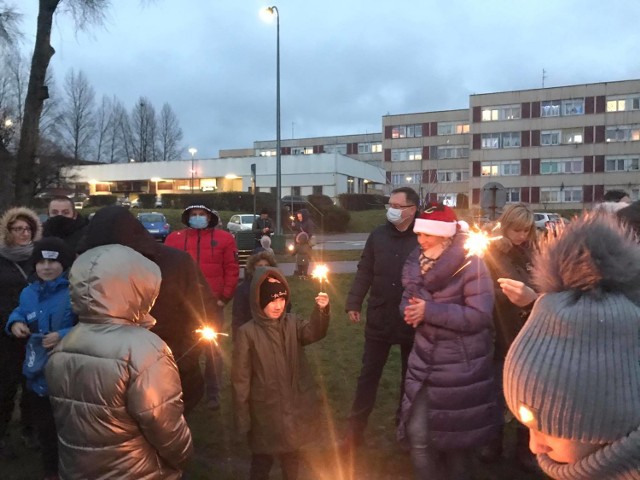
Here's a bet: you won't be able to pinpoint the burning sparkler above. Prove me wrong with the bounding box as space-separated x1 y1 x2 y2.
311 264 329 291
463 223 502 259
195 326 228 347
287 243 294 252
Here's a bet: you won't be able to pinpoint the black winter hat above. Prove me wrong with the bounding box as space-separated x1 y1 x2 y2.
259 277 288 309
32 237 75 271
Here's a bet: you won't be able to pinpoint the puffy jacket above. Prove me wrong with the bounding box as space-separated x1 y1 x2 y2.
398 235 502 450
345 221 418 344
46 244 193 480
232 267 330 454
165 211 239 302
6 274 76 396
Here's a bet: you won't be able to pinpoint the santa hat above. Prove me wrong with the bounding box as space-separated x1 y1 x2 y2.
413 203 459 237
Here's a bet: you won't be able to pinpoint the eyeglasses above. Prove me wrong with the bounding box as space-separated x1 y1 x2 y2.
385 204 415 210
10 226 32 233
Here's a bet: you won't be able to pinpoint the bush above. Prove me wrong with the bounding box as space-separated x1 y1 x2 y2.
307 194 334 208
88 195 117 207
314 204 351 233
160 192 276 212
137 193 156 209
338 193 387 211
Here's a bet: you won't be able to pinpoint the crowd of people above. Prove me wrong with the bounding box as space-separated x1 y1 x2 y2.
0 191 639 480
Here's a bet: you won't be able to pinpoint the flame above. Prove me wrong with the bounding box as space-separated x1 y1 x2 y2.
195 326 228 346
463 226 502 258
311 264 329 284
287 244 294 251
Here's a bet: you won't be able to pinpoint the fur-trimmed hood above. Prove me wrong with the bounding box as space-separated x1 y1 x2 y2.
0 207 42 246
532 212 640 303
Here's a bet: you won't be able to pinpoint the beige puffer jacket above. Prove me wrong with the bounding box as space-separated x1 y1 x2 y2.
46 244 193 480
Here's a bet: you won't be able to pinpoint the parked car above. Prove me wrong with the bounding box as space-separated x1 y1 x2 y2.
137 212 171 242
226 214 258 234
534 212 561 230
116 197 131 208
131 196 162 208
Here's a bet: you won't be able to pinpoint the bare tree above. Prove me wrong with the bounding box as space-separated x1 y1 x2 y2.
0 3 21 48
158 102 183 161
59 68 95 161
93 94 113 162
131 97 157 163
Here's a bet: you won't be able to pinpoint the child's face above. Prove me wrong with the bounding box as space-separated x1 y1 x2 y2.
36 259 63 281
528 428 606 464
417 232 447 251
263 297 286 320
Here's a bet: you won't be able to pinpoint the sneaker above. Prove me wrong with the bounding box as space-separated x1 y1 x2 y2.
207 398 220 411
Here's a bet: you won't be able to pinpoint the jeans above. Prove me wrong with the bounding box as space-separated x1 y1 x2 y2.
0 340 32 439
407 385 473 480
203 343 222 402
250 451 299 480
347 338 412 436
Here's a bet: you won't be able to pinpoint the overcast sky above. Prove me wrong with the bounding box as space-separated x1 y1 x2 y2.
16 0 640 159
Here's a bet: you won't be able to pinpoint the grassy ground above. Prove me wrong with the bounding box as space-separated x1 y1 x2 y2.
2 273 546 480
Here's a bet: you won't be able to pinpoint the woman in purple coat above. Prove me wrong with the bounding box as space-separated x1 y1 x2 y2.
398 204 502 480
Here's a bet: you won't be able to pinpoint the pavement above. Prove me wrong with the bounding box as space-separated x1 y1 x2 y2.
277 260 359 276
288 232 368 251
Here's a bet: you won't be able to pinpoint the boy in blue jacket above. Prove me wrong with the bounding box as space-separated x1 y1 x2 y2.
6 237 76 480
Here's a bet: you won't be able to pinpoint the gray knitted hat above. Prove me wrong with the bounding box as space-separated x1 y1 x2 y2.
504 212 640 477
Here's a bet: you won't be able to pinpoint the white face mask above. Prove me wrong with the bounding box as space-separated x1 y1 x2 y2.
386 207 403 225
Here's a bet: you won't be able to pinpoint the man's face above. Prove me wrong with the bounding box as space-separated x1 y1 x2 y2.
261 213 268 219
49 200 76 219
388 192 416 222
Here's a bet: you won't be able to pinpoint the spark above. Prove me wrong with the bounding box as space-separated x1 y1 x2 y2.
311 264 329 284
463 227 502 259
195 326 228 346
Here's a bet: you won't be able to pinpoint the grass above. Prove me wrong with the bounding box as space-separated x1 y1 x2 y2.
2 273 546 480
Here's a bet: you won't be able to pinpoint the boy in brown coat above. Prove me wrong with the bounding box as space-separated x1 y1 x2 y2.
231 267 329 479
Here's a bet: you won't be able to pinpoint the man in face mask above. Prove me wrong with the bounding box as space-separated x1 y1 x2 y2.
42 196 89 254
165 204 239 410
340 187 420 453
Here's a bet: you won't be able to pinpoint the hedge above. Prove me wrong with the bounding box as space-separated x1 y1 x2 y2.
338 193 387 211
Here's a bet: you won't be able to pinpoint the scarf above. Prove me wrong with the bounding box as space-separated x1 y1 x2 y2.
0 243 34 263
419 238 452 275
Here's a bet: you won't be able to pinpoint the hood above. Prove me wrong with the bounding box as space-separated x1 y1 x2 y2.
69 244 161 327
0 207 42 246
532 211 640 303
297 208 310 221
181 204 220 228
77 205 158 259
249 266 290 322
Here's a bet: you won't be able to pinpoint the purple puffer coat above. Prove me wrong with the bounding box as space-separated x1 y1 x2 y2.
397 233 502 450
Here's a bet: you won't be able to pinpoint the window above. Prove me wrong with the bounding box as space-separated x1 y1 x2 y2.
540 187 583 203
481 162 499 176
540 158 583 174
436 145 469 159
291 186 301 196
358 142 382 154
312 185 323 195
481 105 521 121
347 177 355 194
563 187 583 202
606 95 640 112
563 129 583 144
258 149 276 157
541 101 561 117
481 132 520 148
391 148 422 161
325 144 347 154
437 194 457 206
391 172 421 185
606 125 640 142
562 99 584 116
436 170 469 183
505 188 520 203
501 161 520 176
437 121 470 135
541 130 561 146
605 156 640 172
291 147 313 155
392 124 422 138
371 143 382 153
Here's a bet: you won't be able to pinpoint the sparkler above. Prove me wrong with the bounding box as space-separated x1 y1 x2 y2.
311 264 329 291
463 223 502 259
287 243 294 252
195 326 228 347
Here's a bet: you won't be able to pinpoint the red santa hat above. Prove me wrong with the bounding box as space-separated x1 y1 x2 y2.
414 203 459 237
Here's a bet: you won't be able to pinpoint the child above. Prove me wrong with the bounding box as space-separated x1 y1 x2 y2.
252 235 274 256
292 231 312 279
504 212 640 479
232 267 330 480
6 237 76 480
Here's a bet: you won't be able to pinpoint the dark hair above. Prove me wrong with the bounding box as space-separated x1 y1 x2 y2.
390 187 420 208
48 195 75 211
245 251 278 277
604 190 629 202
260 208 270 215
617 201 640 238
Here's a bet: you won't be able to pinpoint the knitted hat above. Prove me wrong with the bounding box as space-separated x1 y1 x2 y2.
32 237 75 271
260 235 272 249
504 213 640 450
259 276 288 309
414 203 459 237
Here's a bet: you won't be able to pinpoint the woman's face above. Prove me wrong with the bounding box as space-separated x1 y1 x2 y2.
505 226 530 246
528 428 605 464
8 219 33 246
417 232 448 252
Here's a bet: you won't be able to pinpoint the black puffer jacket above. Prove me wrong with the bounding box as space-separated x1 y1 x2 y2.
78 206 220 413
345 221 418 344
42 213 89 253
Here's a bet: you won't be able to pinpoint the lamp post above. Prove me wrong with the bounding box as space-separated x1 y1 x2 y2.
188 147 197 194
261 5 281 234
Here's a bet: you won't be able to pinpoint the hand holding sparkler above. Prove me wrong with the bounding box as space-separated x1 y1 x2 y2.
195 326 229 347
497 278 538 308
463 225 502 259
315 292 329 311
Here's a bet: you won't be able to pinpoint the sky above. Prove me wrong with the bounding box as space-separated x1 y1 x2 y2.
15 0 640 159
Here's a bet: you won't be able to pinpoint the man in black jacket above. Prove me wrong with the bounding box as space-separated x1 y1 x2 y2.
342 187 420 451
252 208 274 247
42 196 89 253
77 206 221 414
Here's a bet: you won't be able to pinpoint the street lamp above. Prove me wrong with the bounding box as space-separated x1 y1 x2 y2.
188 147 197 194
261 5 281 234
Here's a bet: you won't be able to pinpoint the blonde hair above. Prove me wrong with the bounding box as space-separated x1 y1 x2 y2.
497 203 537 246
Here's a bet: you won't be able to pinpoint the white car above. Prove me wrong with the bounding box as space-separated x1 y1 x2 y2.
534 212 561 230
226 214 258 234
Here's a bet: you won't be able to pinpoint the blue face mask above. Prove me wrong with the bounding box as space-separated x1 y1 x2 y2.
189 215 209 229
